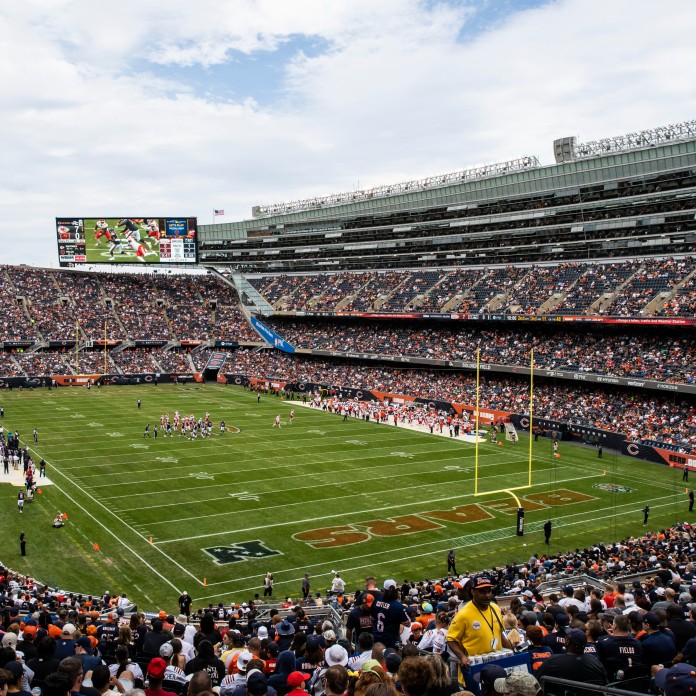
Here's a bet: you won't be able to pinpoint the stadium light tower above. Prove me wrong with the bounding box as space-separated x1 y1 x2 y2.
554 119 696 163
251 156 541 218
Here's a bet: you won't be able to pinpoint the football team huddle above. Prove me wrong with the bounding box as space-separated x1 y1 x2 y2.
143 411 227 439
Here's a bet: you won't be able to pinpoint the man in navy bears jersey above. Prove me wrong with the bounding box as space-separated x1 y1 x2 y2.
596 613 645 680
371 579 410 648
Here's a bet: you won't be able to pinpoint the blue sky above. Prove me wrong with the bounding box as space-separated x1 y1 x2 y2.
1 0 695 267
141 34 331 106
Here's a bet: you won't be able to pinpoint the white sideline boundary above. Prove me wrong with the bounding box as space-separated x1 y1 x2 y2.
24 444 204 590
293 400 489 443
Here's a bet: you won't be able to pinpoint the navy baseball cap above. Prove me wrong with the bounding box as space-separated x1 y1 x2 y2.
655 663 696 696
474 664 507 685
471 574 494 590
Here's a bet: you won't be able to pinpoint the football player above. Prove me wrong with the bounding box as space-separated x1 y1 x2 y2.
94 219 110 245
117 219 142 241
124 230 156 262
108 231 125 258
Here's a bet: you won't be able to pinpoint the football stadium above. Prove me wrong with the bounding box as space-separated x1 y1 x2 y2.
1 116 696 694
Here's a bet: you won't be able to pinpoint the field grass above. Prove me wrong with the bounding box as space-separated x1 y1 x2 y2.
0 382 690 613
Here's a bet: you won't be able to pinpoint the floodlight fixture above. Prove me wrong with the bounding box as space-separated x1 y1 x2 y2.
252 156 540 218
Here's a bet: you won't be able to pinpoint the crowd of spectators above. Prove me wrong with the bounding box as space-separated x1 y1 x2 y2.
344 273 412 312
70 350 118 375
0 267 250 344
53 272 124 340
3 522 696 696
13 352 70 377
610 259 694 317
264 319 696 385
553 261 640 315
0 258 694 352
250 274 309 307
223 350 696 449
379 271 442 312
662 275 696 317
416 268 486 313
498 264 584 315
155 351 195 374
248 257 696 315
109 349 162 374
0 353 23 377
213 306 260 342
0 271 39 341
6 267 78 341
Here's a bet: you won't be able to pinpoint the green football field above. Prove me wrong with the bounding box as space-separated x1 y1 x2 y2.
0 383 690 613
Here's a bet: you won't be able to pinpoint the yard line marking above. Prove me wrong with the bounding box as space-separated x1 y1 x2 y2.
154 469 605 544
25 445 203 589
123 459 551 522
98 450 534 502
80 439 533 487
194 491 685 595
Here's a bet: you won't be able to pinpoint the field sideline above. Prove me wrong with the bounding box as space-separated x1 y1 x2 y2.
0 382 690 612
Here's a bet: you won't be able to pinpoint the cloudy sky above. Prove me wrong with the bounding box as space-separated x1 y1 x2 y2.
2 0 695 267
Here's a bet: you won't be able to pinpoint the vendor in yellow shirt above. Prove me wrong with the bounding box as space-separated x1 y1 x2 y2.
446 573 513 685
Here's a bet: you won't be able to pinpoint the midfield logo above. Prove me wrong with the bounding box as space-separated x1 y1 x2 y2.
203 540 281 565
592 483 633 493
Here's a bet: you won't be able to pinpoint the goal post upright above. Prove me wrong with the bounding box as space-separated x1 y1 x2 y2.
474 348 480 496
469 348 535 537
528 347 534 487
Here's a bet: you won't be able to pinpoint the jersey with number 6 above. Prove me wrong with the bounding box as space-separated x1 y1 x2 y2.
371 598 409 648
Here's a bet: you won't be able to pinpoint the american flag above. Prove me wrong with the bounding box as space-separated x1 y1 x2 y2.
214 209 224 216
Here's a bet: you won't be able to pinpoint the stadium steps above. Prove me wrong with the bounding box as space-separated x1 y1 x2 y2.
371 275 412 310
191 340 214 354
441 293 466 312
409 271 454 310
112 339 135 354
656 266 696 314
537 291 566 314
213 268 274 316
484 292 510 312
26 339 50 353
595 265 643 314
642 290 672 315
334 277 373 310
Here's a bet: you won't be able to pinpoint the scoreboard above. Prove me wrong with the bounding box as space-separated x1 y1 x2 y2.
57 217 198 266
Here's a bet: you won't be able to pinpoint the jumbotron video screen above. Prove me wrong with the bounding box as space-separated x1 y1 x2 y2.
56 217 198 266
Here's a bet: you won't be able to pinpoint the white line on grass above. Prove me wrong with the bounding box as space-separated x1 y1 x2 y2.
99 449 530 502
154 469 605 545
194 490 685 596
27 457 184 594
82 446 480 488
26 446 203 589
68 444 469 478
59 431 469 471
139 462 551 527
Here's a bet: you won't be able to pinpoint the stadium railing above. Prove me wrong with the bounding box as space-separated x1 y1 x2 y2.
540 674 652 696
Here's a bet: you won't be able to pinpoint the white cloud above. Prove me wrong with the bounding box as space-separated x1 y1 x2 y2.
0 0 695 266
